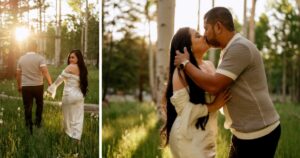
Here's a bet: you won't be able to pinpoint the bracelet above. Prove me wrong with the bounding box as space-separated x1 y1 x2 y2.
179 60 189 70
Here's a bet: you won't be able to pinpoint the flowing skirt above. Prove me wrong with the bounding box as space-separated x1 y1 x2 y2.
62 93 84 140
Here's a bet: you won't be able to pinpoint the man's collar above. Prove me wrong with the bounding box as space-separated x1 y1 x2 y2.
220 33 241 57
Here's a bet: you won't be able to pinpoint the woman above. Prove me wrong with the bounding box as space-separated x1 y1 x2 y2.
47 49 88 141
161 27 230 158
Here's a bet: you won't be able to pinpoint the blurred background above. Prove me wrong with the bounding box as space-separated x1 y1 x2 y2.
102 0 300 157
0 0 99 157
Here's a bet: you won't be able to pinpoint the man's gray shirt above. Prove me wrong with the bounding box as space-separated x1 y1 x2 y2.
216 34 279 134
17 52 46 86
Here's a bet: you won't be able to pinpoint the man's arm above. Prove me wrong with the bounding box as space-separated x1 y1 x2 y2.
16 70 22 93
174 47 233 94
40 66 52 85
183 62 233 94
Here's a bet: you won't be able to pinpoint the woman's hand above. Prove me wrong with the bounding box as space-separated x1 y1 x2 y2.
207 89 231 112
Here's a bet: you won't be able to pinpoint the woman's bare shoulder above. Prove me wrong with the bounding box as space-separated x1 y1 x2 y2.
64 64 79 74
172 68 187 91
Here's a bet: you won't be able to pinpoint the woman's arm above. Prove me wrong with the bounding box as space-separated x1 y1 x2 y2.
47 69 67 99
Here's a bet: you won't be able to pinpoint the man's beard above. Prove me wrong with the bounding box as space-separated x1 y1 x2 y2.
205 31 221 47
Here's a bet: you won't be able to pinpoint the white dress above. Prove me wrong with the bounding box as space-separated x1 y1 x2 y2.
169 61 217 158
47 70 84 140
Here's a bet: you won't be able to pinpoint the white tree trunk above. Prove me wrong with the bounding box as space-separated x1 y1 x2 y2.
156 0 175 107
242 0 248 37
296 0 300 12
249 0 256 42
282 51 286 103
208 0 216 66
55 0 61 66
84 0 89 59
197 0 200 32
148 20 155 102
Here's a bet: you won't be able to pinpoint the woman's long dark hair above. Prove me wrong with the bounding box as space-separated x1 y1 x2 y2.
67 49 88 96
161 27 209 146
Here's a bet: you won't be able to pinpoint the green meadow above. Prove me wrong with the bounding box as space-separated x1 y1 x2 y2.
0 66 99 157
103 102 300 158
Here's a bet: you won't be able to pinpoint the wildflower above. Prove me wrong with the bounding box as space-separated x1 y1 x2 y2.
73 153 79 157
0 119 3 124
1 108 4 111
17 107 21 111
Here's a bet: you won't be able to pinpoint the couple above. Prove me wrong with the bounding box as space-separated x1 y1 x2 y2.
161 7 281 158
16 40 88 142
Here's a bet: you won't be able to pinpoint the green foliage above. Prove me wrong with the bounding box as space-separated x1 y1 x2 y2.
255 13 271 50
103 34 149 94
44 12 99 65
102 102 300 158
0 98 99 157
258 0 300 101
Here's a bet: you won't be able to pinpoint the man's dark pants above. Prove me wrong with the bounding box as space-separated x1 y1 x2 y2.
229 124 281 158
22 85 44 133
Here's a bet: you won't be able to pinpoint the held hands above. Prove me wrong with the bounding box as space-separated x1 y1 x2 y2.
43 90 52 99
174 47 190 67
207 89 232 112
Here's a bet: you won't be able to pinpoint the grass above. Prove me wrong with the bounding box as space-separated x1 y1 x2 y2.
0 66 99 157
102 102 300 158
0 65 99 104
0 97 99 157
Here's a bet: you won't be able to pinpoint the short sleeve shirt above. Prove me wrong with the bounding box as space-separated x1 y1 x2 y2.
215 33 279 133
17 52 47 86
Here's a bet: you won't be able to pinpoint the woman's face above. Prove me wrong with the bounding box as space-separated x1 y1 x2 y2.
190 29 210 56
69 53 78 64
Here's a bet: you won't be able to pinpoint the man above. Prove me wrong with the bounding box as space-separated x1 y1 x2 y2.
175 7 280 158
16 40 52 134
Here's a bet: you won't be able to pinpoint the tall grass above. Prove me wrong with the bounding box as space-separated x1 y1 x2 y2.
0 97 99 157
102 102 300 158
0 65 99 104
0 66 99 157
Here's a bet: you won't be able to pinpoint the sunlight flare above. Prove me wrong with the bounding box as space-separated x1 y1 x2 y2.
15 27 30 42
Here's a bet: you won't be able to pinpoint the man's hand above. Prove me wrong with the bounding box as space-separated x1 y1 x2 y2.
174 47 190 67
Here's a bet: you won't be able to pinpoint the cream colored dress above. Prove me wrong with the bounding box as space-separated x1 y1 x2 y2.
169 61 217 158
47 70 84 140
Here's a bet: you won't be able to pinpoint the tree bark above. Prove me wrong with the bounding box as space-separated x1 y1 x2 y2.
282 51 286 103
242 0 248 37
147 19 156 102
208 0 216 66
84 0 89 59
197 0 200 32
55 0 61 66
249 0 256 42
156 0 175 107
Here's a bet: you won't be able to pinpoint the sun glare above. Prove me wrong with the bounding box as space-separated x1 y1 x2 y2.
15 27 30 42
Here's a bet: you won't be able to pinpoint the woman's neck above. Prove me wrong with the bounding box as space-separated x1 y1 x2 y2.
194 53 204 65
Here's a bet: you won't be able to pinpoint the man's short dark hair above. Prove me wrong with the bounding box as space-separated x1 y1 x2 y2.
27 39 37 51
204 7 235 32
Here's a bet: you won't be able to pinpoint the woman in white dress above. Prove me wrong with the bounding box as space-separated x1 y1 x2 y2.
161 27 231 158
47 49 88 141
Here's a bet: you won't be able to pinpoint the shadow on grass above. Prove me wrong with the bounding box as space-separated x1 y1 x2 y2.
131 122 164 158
